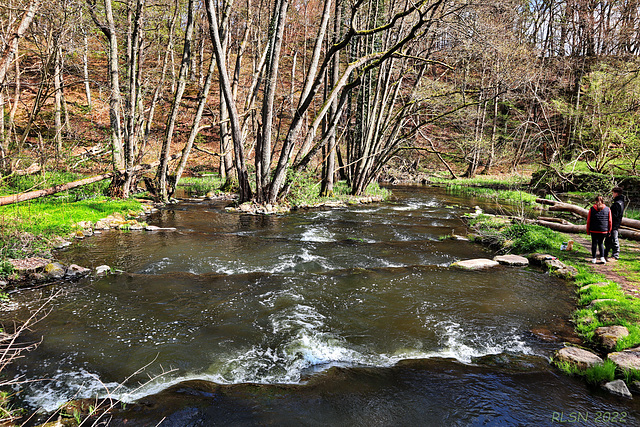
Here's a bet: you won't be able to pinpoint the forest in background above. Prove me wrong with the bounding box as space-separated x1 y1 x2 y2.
1 0 640 205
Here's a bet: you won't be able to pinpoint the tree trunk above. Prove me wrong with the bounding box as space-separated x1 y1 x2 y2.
536 198 640 230
54 44 63 153
83 32 92 108
205 0 252 201
532 219 640 241
88 0 125 171
171 55 216 196
256 0 289 202
157 0 195 202
0 0 40 86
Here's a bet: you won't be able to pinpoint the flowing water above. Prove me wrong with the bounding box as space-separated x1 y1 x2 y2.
5 186 640 425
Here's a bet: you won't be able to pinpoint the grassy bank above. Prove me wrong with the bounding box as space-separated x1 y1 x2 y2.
0 172 144 281
467 207 640 386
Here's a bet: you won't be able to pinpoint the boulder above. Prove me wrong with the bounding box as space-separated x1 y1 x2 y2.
95 265 111 276
553 266 578 279
10 257 49 273
493 255 529 266
588 299 616 308
66 264 91 278
44 262 66 279
528 253 556 265
608 348 640 371
579 282 609 293
554 346 603 369
595 326 629 350
95 219 110 230
602 380 632 398
451 259 500 270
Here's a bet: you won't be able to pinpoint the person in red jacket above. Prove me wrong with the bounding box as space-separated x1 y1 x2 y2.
586 196 612 264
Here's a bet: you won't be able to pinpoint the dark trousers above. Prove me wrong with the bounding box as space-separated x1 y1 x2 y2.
605 229 620 258
591 234 606 258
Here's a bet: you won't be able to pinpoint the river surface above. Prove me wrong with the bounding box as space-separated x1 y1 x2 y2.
5 186 640 425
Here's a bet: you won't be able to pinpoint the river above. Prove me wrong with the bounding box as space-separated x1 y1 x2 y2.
6 186 640 425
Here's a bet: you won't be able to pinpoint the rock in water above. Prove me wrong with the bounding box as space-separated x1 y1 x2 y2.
602 380 632 398
44 262 66 279
451 259 500 270
95 265 111 277
554 346 603 369
66 264 91 278
493 255 529 266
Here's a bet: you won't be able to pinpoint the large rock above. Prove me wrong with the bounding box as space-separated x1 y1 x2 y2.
451 259 500 270
554 346 603 369
95 265 111 277
44 262 66 279
608 348 640 371
493 255 529 266
10 257 50 273
602 380 632 398
595 326 629 350
66 264 91 278
579 282 609 293
528 253 556 265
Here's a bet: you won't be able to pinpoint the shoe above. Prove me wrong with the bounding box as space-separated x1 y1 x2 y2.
600 257 606 264
592 258 597 264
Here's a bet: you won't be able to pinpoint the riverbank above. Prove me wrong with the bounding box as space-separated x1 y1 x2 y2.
461 189 640 394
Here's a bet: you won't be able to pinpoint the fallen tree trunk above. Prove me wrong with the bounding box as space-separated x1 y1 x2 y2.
0 173 114 206
0 155 179 207
536 198 640 230
528 219 640 241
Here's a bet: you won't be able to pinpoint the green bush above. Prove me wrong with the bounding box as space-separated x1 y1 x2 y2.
0 260 14 279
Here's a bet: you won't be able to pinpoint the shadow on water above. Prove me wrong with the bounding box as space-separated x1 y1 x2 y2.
8 186 640 425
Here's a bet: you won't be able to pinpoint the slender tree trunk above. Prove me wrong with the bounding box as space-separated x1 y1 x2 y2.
158 0 195 202
83 32 92 108
256 0 289 202
54 45 63 153
144 1 178 145
171 56 216 196
0 0 40 86
205 0 252 201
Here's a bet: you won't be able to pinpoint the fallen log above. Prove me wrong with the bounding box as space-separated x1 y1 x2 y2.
538 216 570 225
0 155 179 207
536 198 640 230
0 172 114 206
529 219 640 241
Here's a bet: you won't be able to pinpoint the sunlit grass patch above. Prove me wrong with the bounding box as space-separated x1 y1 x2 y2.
177 174 226 196
554 359 617 385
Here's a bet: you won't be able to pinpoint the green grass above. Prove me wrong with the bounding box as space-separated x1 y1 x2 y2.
446 185 538 205
467 215 572 255
0 196 143 269
177 174 227 196
573 274 640 351
286 170 390 206
0 171 109 199
430 174 531 187
554 359 617 385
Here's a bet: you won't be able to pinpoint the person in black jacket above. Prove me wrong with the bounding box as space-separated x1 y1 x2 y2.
605 187 625 260
586 196 612 264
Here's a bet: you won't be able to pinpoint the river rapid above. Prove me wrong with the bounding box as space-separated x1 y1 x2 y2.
6 186 640 425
